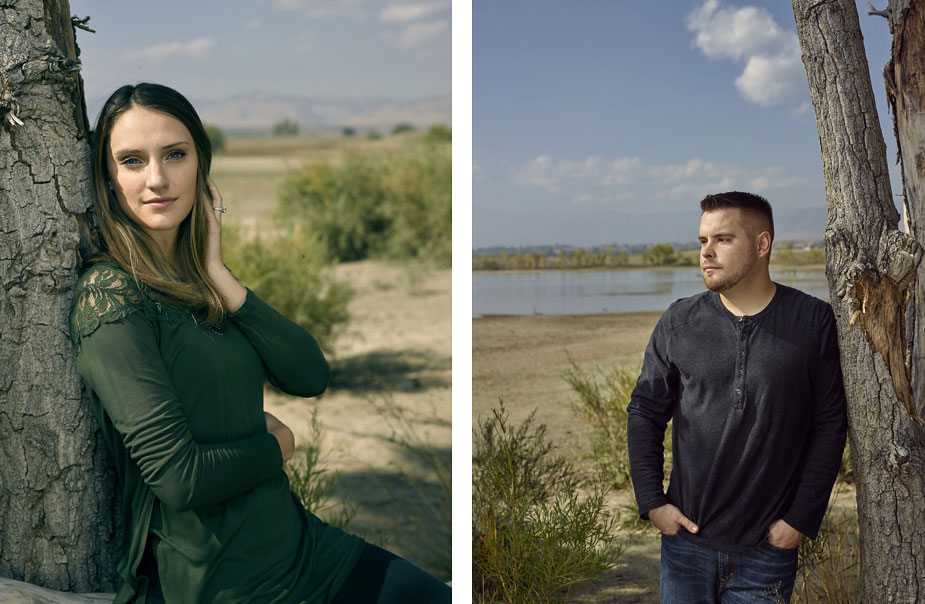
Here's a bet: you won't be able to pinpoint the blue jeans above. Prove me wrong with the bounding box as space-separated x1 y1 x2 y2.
660 532 798 603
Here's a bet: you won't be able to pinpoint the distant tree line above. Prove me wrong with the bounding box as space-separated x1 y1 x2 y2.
472 245 692 271
473 241 826 271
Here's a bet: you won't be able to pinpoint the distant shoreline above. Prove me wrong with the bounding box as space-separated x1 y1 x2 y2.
472 263 827 275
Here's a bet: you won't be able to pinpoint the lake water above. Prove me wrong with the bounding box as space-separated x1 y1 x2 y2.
472 267 829 317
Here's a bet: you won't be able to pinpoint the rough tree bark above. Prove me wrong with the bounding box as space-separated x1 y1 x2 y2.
0 0 117 592
793 0 925 601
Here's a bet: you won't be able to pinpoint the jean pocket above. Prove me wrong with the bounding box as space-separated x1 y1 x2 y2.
761 538 798 554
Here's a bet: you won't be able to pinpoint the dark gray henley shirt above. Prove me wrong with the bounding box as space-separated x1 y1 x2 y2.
626 284 847 551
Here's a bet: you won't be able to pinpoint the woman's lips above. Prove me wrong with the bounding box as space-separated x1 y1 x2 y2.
143 197 175 209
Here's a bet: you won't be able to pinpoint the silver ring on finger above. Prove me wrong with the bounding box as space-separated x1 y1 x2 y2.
213 206 228 213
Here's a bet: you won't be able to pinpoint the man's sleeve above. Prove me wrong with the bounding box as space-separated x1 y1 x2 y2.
627 313 679 518
782 306 848 538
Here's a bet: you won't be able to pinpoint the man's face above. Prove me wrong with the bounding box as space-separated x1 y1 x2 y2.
698 208 762 293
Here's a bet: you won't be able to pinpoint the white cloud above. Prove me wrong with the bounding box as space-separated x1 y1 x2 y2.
735 54 804 106
122 38 215 62
686 0 805 107
245 19 263 30
398 19 447 50
380 2 447 23
270 0 371 18
512 154 808 205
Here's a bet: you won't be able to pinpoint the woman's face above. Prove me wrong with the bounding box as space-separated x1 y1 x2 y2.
105 106 198 251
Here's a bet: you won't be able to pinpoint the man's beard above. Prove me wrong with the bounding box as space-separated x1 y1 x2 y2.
701 254 757 293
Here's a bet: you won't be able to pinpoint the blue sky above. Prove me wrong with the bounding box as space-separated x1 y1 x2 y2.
72 0 451 116
473 0 899 248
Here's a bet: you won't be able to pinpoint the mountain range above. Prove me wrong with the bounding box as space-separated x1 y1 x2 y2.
195 92 451 133
473 205 831 253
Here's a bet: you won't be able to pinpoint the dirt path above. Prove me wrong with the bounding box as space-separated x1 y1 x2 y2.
265 260 451 578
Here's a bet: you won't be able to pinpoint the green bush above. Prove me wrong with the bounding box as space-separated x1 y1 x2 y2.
277 137 451 266
423 124 451 144
204 124 225 153
285 409 356 529
643 243 680 266
565 359 672 490
221 219 352 352
273 118 299 136
473 402 622 604
277 154 391 262
391 123 415 135
379 140 452 265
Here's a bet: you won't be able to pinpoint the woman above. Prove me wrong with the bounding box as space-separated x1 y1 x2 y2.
68 83 450 604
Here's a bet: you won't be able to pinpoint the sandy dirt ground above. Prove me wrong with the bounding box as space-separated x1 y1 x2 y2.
473 311 857 602
265 260 451 578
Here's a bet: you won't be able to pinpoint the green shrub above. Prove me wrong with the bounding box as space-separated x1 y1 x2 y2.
473 402 622 604
391 123 415 135
276 137 451 266
277 154 391 262
204 124 225 152
285 409 356 529
423 124 451 144
221 219 352 352
273 118 299 136
565 358 672 490
379 140 451 265
643 243 680 266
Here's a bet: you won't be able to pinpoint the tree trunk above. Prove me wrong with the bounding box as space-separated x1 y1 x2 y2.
793 0 925 601
0 0 117 592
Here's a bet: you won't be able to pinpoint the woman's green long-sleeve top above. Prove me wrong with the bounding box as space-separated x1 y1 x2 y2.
69 262 364 604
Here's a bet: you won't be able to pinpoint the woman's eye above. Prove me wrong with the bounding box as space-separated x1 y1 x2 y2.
120 157 141 166
167 150 185 160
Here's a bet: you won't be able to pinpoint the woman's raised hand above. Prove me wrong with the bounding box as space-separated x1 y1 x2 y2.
265 411 295 463
203 176 247 312
204 176 225 272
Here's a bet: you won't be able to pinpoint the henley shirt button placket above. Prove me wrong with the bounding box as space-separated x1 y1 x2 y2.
734 317 748 410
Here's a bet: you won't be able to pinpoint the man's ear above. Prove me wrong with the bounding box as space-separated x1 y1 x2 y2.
756 231 772 259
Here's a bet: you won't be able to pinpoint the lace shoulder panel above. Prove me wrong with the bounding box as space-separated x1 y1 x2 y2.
69 262 155 351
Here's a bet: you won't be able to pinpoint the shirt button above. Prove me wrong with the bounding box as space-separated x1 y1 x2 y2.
736 388 741 395
738 369 743 375
738 317 743 322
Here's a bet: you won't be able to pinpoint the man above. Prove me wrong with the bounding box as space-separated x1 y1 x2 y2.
626 192 847 603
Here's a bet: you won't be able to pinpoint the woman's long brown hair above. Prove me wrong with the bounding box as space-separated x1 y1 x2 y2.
90 83 226 325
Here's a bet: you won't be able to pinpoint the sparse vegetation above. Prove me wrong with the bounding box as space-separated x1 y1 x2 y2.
473 401 622 604
272 118 299 136
566 359 671 489
204 124 225 153
285 409 357 530
473 242 826 271
793 482 859 603
376 397 452 580
221 219 353 352
644 243 694 266
391 123 415 135
277 135 451 266
423 124 451 144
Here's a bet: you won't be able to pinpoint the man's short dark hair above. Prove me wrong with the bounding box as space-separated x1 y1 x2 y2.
700 191 774 242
